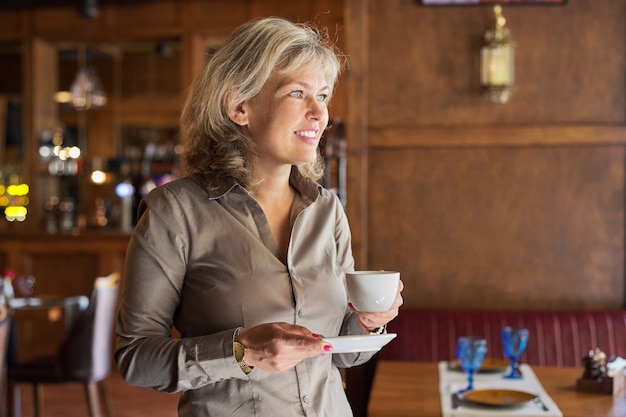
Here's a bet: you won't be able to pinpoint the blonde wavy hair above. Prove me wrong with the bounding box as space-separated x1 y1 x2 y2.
181 17 346 190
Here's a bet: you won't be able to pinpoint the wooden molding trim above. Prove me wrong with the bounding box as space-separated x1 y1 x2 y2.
370 125 626 148
344 0 369 269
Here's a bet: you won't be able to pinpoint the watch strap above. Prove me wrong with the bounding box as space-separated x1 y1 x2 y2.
369 325 386 335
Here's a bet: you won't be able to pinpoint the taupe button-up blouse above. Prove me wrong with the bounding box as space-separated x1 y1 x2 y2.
115 170 376 416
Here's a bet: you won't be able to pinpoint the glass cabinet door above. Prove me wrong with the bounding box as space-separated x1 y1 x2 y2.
0 37 183 234
0 42 26 226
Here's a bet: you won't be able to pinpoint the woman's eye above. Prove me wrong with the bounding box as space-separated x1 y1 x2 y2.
289 90 304 98
317 94 328 102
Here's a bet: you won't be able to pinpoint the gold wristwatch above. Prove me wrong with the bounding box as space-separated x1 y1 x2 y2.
233 327 254 374
369 325 386 335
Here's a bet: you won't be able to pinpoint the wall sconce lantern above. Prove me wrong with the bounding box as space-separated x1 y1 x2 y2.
480 5 514 104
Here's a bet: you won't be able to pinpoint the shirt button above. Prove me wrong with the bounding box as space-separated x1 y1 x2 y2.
298 309 304 318
302 395 310 404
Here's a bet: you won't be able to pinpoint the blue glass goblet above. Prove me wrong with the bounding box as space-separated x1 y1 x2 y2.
456 337 487 392
501 327 529 379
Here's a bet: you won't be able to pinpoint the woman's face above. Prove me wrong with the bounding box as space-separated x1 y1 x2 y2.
237 65 331 173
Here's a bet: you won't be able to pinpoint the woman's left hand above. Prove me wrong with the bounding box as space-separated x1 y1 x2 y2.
351 280 404 332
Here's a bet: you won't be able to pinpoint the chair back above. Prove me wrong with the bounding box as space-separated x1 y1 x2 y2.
59 272 120 382
0 306 11 394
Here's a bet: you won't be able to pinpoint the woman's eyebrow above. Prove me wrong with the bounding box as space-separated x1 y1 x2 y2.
276 79 330 92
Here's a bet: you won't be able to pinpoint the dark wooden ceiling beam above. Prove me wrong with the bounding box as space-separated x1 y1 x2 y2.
0 0 161 9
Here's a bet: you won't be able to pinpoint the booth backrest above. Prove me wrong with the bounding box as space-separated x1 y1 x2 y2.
381 309 626 367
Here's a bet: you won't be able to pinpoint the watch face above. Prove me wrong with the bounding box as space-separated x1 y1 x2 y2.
233 341 253 373
234 341 245 361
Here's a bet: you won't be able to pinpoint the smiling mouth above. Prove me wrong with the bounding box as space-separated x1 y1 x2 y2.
295 130 317 138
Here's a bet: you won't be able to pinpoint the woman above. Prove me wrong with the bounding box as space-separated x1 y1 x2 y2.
115 17 403 417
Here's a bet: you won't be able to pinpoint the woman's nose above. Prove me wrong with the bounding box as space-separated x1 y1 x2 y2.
307 98 326 120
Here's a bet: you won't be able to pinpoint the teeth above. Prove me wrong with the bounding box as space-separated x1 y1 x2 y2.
296 131 316 138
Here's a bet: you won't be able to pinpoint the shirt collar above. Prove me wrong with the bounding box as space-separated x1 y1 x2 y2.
190 167 322 203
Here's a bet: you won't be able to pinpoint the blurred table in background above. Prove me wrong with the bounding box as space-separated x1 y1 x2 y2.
368 361 626 417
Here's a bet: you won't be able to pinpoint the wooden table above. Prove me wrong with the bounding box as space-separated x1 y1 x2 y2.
368 361 626 417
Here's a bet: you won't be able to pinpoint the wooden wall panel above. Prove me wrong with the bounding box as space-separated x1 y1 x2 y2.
26 253 98 297
0 10 23 41
186 0 251 36
28 3 184 41
30 8 94 39
363 0 626 310
249 0 316 22
0 234 128 299
368 145 625 310
368 0 625 127
112 2 184 37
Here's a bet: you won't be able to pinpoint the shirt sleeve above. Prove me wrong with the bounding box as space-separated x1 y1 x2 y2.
115 186 248 393
330 194 379 367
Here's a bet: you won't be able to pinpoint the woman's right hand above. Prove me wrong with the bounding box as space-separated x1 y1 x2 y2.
236 322 332 373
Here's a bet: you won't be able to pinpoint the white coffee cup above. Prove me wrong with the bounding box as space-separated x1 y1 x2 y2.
346 270 400 312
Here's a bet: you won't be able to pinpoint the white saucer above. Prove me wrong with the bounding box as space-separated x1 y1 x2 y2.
322 333 397 353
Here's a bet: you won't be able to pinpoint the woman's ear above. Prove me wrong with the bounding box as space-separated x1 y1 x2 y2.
224 90 248 126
